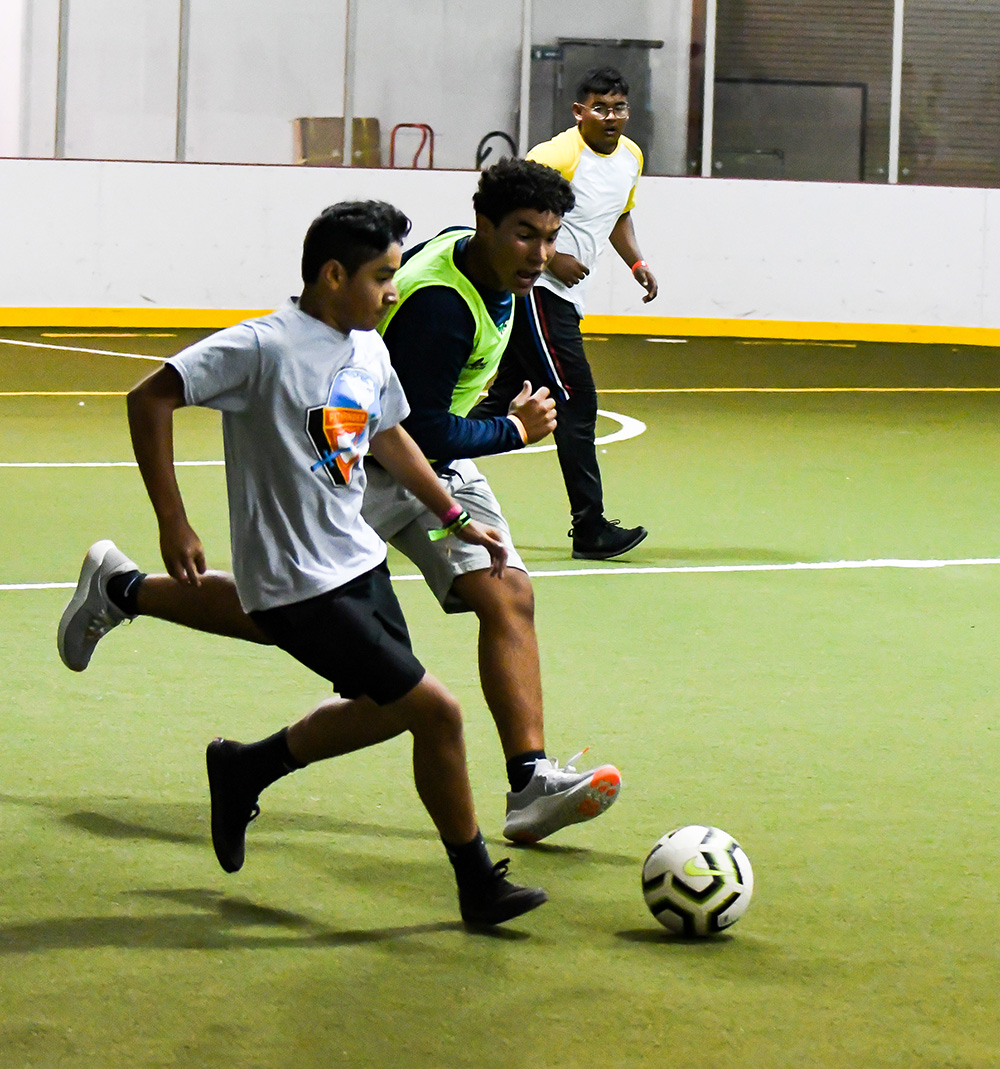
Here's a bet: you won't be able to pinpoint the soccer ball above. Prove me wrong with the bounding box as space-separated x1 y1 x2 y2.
641 825 753 936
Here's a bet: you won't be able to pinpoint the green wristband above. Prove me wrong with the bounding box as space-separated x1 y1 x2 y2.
428 509 472 541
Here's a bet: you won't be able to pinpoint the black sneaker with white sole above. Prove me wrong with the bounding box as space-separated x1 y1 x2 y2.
570 518 648 560
458 859 548 926
206 738 261 874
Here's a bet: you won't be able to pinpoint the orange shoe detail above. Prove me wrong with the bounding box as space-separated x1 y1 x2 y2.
578 797 602 818
590 765 621 789
503 756 621 843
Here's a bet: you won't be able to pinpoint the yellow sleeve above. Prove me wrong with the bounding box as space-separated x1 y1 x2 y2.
621 137 644 214
526 128 584 182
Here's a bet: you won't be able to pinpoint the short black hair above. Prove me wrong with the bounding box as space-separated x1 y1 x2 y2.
577 66 629 100
301 200 411 283
472 157 575 226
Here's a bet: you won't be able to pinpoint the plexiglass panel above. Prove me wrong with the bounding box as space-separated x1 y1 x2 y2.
4 0 998 187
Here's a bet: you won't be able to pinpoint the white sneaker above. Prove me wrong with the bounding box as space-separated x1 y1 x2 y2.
57 540 137 671
503 751 622 844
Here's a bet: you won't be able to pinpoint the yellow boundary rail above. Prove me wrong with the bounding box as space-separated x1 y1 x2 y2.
580 314 1000 347
1 308 999 346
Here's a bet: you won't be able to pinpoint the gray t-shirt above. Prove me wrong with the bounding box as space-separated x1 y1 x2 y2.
168 299 409 612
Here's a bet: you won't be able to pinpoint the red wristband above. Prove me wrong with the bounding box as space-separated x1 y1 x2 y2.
438 503 463 526
631 259 648 274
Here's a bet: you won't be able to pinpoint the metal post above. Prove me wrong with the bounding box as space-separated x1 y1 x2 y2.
700 0 717 177
54 0 70 158
518 0 533 155
888 0 905 183
175 0 191 162
19 0 34 157
342 0 357 166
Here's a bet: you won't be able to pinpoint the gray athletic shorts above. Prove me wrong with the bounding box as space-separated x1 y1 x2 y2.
362 458 527 614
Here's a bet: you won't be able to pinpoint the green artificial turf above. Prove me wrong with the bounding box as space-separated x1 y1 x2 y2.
2 330 999 1067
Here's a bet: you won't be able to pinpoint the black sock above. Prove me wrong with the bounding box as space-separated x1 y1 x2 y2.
506 750 546 793
442 830 494 889
238 727 304 794
106 570 146 616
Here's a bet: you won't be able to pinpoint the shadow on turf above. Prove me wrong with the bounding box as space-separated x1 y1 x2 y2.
63 809 201 844
615 927 786 970
1 793 445 846
1 793 636 866
617 927 736 946
0 887 530 952
505 839 633 866
518 545 806 565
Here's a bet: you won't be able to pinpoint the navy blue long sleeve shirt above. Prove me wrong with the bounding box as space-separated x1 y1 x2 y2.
380 236 523 465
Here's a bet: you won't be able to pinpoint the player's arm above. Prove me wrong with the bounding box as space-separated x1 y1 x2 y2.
609 212 658 303
368 424 507 577
506 380 556 443
545 251 589 288
528 133 588 287
126 364 207 585
384 288 532 459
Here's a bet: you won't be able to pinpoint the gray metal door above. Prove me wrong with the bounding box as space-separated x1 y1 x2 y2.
529 38 662 156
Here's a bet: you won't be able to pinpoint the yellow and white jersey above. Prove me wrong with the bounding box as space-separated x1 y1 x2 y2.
527 125 643 316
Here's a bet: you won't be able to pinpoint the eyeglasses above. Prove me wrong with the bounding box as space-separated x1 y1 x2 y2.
579 102 630 119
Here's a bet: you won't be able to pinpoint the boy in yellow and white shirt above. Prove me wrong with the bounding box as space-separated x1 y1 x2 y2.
472 67 658 560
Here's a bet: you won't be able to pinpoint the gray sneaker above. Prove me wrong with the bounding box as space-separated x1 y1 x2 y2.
57 540 137 671
503 751 622 844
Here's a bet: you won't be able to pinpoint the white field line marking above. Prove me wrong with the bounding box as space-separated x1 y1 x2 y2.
598 386 1000 394
739 340 858 348
505 410 645 454
7 386 1000 398
0 459 223 468
1 391 127 397
0 337 161 360
41 333 177 338
5 336 996 393
0 336 647 449
8 556 1000 592
514 557 1000 578
0 411 648 467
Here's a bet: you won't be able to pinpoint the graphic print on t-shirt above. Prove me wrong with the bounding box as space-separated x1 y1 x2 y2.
306 366 381 486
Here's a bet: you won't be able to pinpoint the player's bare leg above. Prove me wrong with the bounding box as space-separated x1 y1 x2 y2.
206 672 547 924
136 565 548 768
451 567 545 759
137 572 269 643
58 541 269 671
285 674 477 845
59 543 617 847
451 567 621 845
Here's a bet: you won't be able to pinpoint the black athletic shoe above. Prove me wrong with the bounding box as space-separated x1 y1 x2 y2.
458 859 548 926
206 738 260 874
571 518 648 560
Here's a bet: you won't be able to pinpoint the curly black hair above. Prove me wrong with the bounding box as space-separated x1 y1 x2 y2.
472 157 575 226
577 66 629 99
301 200 412 283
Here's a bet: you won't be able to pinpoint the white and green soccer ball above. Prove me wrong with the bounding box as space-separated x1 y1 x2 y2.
642 825 754 936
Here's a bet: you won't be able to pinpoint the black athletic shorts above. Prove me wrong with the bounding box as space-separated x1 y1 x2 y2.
249 562 425 706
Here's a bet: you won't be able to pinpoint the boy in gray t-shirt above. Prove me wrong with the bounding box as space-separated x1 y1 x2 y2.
122 201 547 927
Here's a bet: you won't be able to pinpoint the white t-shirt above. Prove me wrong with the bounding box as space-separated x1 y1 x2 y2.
528 125 643 317
168 298 409 612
